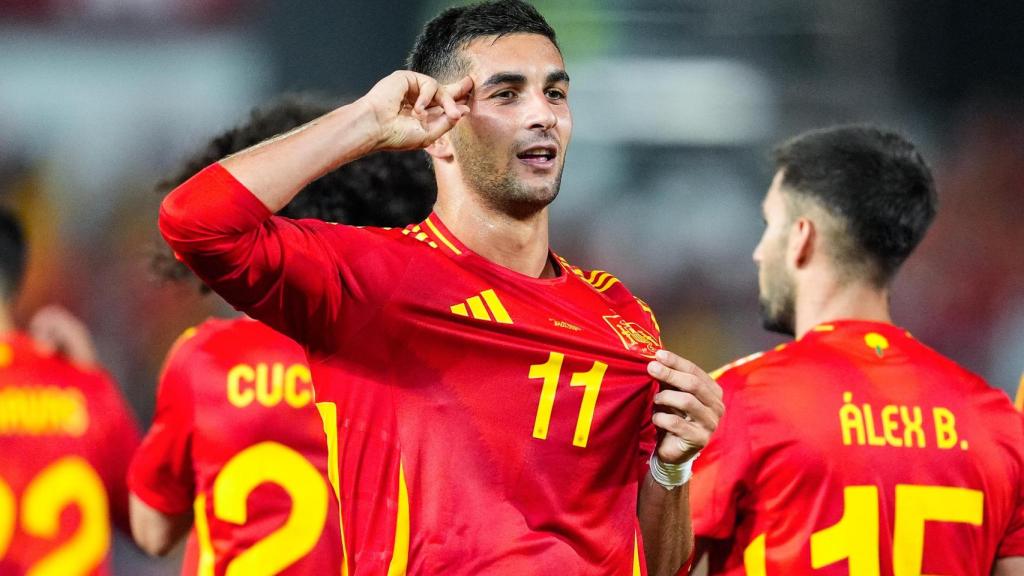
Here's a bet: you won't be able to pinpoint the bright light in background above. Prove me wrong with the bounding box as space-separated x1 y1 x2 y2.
572 57 775 145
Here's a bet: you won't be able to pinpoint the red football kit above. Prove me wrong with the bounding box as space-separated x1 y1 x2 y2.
159 163 662 575
128 317 342 576
692 320 1024 575
0 332 140 575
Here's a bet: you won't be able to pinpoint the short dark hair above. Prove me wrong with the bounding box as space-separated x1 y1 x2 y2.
0 207 26 300
153 94 436 291
773 124 937 286
407 0 558 82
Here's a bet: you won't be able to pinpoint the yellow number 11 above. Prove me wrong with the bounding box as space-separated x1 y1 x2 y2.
529 352 608 448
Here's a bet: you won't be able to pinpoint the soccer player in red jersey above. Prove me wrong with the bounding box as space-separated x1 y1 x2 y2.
0 209 141 575
158 2 723 574
127 96 436 575
690 125 1024 575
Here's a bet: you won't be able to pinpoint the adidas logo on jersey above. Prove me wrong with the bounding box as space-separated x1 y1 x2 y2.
450 289 513 324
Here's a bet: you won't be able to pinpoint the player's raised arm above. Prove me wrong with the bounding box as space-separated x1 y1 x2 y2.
158 73 470 341
173 72 468 214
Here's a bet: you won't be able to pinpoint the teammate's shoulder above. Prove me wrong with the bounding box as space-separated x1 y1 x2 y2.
161 317 247 364
710 342 795 385
171 316 298 355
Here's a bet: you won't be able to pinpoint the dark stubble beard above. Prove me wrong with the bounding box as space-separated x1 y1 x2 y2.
453 134 563 218
758 267 796 337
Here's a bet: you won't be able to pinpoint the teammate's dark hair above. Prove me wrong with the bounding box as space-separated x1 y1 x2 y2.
153 94 436 291
773 125 937 287
407 0 557 82
0 207 26 301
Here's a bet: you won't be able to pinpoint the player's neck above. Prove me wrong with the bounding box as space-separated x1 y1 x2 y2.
433 192 554 278
794 275 892 339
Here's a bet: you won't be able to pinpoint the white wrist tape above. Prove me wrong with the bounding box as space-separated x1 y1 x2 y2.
649 451 699 490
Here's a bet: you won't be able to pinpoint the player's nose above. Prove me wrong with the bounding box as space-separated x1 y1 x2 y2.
523 91 558 132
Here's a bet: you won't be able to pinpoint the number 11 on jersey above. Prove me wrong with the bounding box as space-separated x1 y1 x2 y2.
529 352 608 448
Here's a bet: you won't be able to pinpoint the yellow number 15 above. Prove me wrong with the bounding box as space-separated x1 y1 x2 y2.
746 484 983 576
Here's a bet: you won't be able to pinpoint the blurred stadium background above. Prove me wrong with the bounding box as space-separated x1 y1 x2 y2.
0 0 1021 572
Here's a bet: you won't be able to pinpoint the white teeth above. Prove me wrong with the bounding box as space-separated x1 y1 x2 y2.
520 150 554 159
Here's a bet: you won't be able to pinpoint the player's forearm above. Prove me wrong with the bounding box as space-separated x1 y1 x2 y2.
993 557 1024 576
129 493 191 557
638 472 694 576
219 100 382 212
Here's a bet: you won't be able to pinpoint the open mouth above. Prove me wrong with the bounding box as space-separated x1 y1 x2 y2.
516 145 557 167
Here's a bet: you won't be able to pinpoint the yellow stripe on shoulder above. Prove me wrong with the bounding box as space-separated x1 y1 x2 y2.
579 268 622 292
166 326 199 358
709 349 773 380
634 297 661 334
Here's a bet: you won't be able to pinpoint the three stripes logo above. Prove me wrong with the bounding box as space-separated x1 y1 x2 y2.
450 289 513 324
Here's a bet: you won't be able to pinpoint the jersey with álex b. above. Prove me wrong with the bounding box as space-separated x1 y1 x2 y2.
691 320 1024 575
0 332 140 575
159 163 661 576
127 316 341 576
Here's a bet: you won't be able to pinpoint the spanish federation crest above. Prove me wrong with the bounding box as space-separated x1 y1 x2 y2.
603 315 661 358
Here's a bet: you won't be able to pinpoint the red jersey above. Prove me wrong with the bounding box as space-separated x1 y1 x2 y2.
0 332 140 575
691 320 1024 574
128 317 342 576
159 164 661 575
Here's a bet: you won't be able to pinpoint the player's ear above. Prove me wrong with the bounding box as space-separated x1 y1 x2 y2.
788 217 815 269
425 132 455 162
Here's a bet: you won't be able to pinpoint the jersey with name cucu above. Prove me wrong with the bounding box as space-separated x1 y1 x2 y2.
128 317 342 576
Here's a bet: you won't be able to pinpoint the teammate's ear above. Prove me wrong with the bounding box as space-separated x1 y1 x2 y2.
788 218 815 269
425 133 455 161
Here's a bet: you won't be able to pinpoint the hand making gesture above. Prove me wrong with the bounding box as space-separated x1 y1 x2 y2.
362 71 474 151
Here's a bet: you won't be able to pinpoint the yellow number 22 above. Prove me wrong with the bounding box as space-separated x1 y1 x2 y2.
0 456 110 576
196 441 329 576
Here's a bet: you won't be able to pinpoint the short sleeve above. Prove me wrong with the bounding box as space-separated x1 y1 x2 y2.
690 372 754 540
127 337 197 516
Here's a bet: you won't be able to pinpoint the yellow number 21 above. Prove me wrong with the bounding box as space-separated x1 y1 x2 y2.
529 352 607 448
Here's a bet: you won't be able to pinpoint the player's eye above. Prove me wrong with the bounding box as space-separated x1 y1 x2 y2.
545 89 566 100
493 90 517 100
